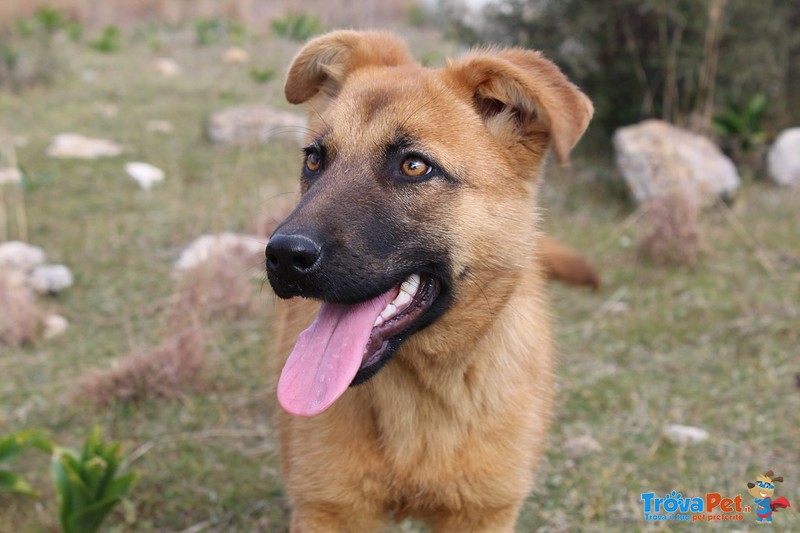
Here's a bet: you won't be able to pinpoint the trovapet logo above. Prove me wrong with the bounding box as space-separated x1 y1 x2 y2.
641 469 792 524
640 491 749 523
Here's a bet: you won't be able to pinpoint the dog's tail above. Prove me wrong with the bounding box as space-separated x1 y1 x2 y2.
538 236 600 290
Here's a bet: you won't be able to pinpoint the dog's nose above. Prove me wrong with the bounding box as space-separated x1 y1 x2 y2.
266 233 323 277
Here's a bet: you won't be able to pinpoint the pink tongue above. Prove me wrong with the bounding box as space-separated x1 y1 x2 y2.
277 287 398 417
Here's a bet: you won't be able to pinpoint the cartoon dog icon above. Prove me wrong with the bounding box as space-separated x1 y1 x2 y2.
747 470 791 523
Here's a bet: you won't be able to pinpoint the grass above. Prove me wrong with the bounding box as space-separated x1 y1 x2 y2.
1 24 799 532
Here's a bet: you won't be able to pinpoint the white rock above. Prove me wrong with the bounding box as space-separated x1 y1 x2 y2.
0 166 22 185
206 105 307 145
125 162 165 190
43 314 69 339
152 57 180 76
563 435 602 458
47 133 123 159
663 424 709 445
614 120 741 207
146 120 174 134
0 241 45 271
224 47 249 64
28 264 74 294
767 128 800 187
175 233 264 271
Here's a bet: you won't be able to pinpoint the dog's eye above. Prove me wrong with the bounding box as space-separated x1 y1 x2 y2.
305 150 322 172
401 157 431 178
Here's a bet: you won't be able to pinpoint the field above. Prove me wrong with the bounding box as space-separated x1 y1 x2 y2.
1 18 799 532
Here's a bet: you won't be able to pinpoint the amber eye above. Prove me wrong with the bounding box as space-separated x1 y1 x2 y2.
305 150 321 172
400 157 431 178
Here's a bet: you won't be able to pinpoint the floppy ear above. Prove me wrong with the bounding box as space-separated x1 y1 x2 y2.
445 47 593 164
285 30 415 106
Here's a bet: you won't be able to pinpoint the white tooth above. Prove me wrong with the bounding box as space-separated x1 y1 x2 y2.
393 289 412 309
373 315 384 327
401 274 420 294
380 303 397 320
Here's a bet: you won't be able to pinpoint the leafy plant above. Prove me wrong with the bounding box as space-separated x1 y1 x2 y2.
0 430 53 496
712 93 768 154
52 427 138 533
249 67 275 84
272 12 323 41
33 7 66 36
195 19 246 47
89 26 122 54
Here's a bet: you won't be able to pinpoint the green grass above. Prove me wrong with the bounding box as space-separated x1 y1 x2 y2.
1 25 799 532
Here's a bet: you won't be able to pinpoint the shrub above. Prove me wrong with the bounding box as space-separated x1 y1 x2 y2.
272 12 323 41
249 66 275 84
88 26 121 54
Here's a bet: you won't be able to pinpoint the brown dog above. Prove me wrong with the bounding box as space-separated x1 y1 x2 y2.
266 31 594 532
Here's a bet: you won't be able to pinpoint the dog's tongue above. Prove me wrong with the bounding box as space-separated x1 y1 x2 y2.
277 288 397 417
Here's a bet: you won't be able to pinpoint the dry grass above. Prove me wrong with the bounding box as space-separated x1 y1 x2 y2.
637 192 703 266
0 266 42 346
77 326 206 407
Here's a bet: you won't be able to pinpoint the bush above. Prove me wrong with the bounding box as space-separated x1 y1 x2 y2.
249 66 275 84
272 12 323 41
195 19 246 47
89 26 122 53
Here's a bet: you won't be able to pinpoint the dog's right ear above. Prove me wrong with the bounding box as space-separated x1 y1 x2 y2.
285 30 415 106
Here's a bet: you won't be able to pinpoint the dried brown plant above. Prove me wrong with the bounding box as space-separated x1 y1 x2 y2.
0 267 42 346
637 192 703 266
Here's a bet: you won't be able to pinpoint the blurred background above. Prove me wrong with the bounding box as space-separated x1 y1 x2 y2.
1 1 798 531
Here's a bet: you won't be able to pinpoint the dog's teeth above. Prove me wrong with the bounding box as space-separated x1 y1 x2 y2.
381 303 397 320
393 289 412 309
373 315 384 327
401 274 420 295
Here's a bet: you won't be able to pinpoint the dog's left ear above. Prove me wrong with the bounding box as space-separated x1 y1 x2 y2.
445 48 593 164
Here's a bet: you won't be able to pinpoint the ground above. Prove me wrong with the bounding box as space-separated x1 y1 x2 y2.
1 23 798 532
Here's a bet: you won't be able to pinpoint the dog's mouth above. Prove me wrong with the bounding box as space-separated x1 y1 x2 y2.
277 273 440 417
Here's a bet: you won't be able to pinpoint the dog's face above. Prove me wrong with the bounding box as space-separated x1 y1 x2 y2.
267 31 592 416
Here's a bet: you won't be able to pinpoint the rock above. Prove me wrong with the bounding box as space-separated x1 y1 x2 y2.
43 314 68 339
0 166 22 185
0 241 45 271
28 264 74 294
563 435 602 458
613 120 740 206
146 120 174 134
206 105 307 145
767 128 800 187
47 133 123 159
125 162 165 190
175 233 264 271
663 424 709 445
224 47 249 64
152 57 180 76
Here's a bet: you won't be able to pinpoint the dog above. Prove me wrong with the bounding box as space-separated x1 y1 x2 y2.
266 30 595 532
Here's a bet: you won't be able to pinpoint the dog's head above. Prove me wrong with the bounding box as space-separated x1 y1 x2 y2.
267 31 592 416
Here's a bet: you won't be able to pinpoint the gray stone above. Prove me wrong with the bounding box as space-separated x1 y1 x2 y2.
28 264 74 294
175 233 264 271
613 119 740 206
206 105 307 145
663 424 709 444
0 241 45 271
125 162 165 190
563 435 602 458
47 133 123 159
767 128 800 187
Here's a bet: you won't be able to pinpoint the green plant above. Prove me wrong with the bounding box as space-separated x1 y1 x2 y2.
712 93 768 155
271 12 323 41
0 430 53 496
195 19 246 47
33 7 65 36
249 67 275 84
52 427 138 533
89 26 121 54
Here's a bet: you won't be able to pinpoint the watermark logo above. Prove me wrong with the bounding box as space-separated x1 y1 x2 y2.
746 469 791 524
640 490 749 523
